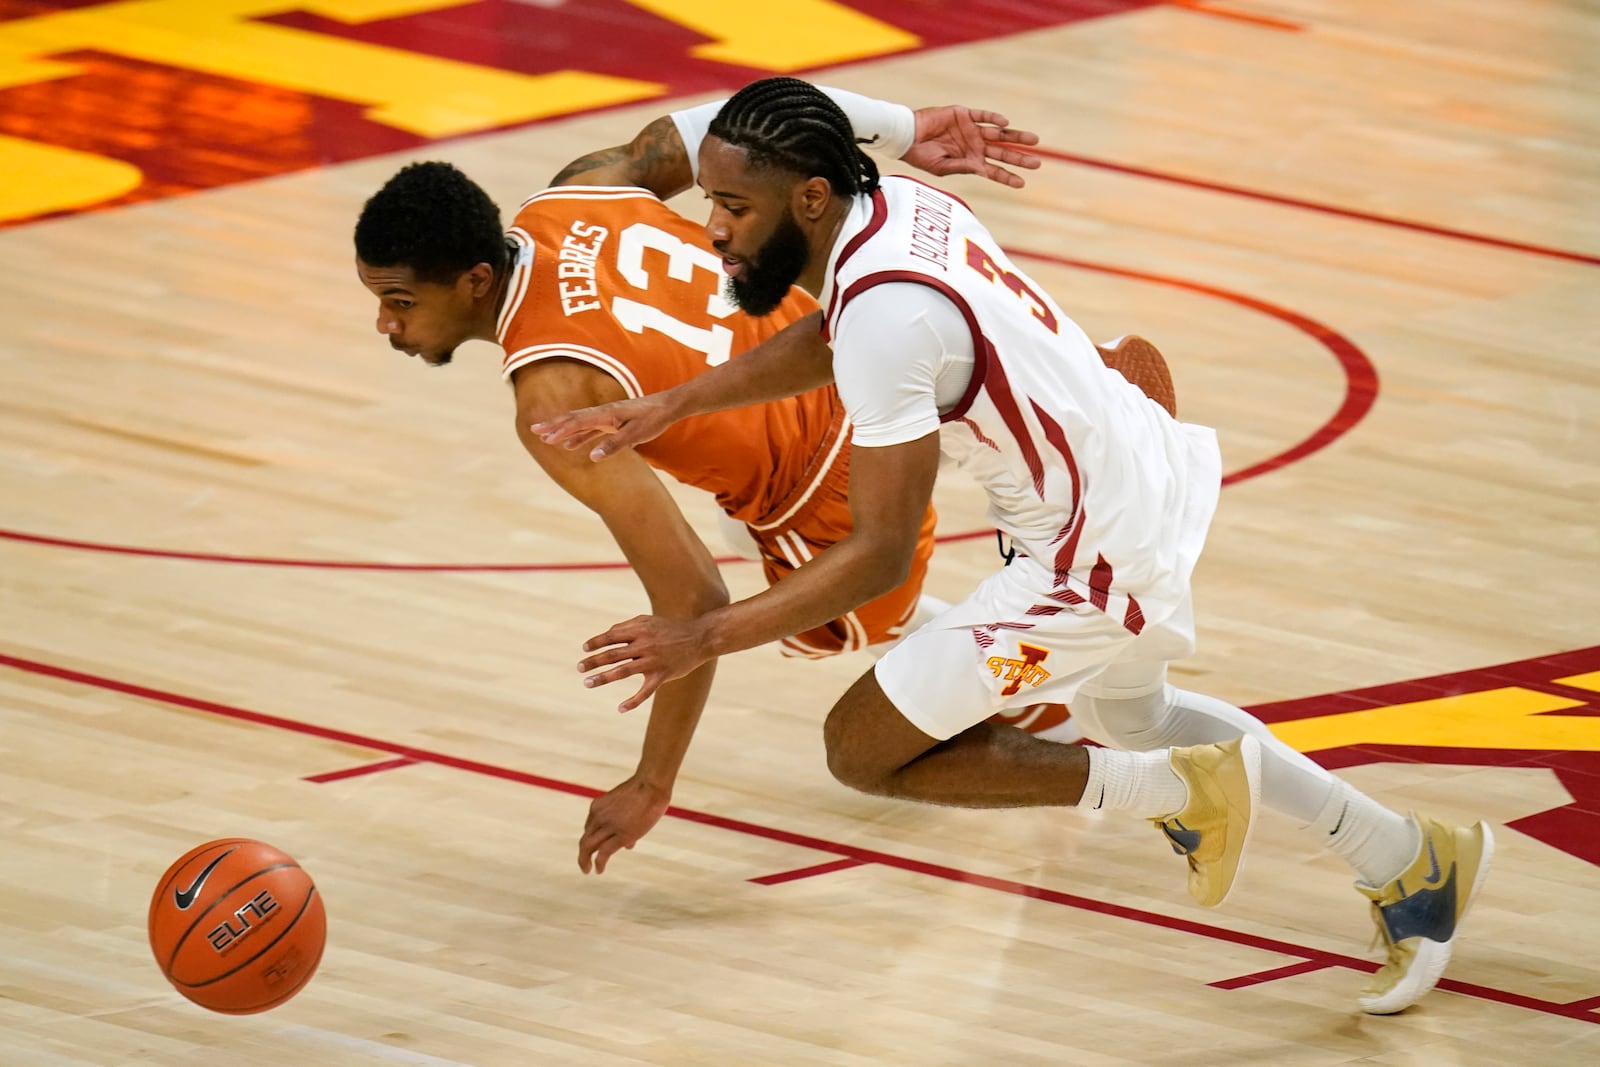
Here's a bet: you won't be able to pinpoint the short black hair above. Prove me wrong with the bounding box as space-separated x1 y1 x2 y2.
355 161 505 283
707 77 880 196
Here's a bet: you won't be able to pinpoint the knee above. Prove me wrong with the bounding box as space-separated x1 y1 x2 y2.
1076 685 1171 750
822 705 893 795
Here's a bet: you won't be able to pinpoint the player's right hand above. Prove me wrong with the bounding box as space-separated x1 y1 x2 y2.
904 106 1042 189
531 394 673 461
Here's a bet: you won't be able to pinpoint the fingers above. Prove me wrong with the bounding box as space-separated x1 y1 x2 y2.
577 642 636 670
964 108 1008 128
617 677 658 714
580 663 639 689
984 126 1041 147
985 165 1026 189
575 646 663 711
987 144 1042 169
578 829 622 874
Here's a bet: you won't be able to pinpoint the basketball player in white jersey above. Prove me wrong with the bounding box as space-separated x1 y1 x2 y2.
533 77 1491 1015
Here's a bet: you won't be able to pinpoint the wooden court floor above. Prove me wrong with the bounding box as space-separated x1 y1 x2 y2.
2 1 1598 1064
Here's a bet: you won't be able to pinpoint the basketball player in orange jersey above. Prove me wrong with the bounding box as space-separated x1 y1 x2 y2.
354 87 1061 875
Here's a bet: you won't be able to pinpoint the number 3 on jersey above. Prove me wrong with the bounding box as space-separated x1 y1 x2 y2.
610 222 736 366
964 238 1058 334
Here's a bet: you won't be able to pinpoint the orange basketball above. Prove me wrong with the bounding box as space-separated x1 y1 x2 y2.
148 838 326 1014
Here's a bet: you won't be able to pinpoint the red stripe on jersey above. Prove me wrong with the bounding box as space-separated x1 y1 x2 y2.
1053 515 1085 588
1124 597 1146 635
1030 399 1081 522
823 189 891 341
830 268 1001 456
959 416 1001 452
1029 397 1085 580
1088 554 1114 611
976 343 1048 497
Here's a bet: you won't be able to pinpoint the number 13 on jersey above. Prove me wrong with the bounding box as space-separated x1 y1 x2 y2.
611 222 737 366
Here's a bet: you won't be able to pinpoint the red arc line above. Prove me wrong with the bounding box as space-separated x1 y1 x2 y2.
1033 146 1600 268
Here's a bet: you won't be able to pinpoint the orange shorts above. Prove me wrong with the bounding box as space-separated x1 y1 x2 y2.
745 437 936 658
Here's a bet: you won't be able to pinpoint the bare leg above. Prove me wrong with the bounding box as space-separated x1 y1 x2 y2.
822 667 1090 807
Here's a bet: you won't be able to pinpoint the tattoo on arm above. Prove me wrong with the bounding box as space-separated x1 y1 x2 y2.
546 116 691 198
549 145 630 188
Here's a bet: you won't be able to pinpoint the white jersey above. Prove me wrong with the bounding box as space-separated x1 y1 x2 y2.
820 176 1222 635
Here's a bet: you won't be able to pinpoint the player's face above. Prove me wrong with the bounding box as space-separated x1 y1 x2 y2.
699 138 812 316
355 259 475 366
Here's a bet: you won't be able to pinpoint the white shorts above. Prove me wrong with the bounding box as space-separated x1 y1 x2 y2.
874 553 1198 741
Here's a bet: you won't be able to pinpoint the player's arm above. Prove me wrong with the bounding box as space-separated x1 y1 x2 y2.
512 360 726 874
547 85 1041 196
575 434 940 710
533 310 834 461
571 284 950 709
697 434 940 658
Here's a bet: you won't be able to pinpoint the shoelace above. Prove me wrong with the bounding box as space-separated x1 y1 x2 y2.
1367 902 1395 957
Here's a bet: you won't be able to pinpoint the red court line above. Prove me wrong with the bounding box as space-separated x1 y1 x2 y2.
304 757 416 783
0 526 993 568
1006 248 1377 485
1166 0 1303 31
1034 147 1600 268
0 529 647 572
749 857 868 886
1211 959 1334 989
5 647 1594 1023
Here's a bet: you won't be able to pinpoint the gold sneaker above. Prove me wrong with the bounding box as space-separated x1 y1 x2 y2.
1154 736 1262 907
1356 814 1493 1014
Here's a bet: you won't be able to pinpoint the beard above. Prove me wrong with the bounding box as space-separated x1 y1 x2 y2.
727 211 810 316
421 348 455 367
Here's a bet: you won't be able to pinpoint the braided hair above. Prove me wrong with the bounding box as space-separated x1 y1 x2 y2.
707 77 880 196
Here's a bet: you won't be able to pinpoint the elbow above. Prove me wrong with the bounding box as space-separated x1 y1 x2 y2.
691 578 731 616
660 570 729 619
858 540 914 601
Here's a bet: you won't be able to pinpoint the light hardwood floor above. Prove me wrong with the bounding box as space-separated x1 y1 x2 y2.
2 1 1598 1064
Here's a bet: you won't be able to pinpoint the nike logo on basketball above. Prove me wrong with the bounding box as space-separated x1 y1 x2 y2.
174 848 235 909
1421 838 1443 885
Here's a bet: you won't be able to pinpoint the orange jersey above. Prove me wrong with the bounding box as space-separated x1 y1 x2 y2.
497 185 936 654
497 186 835 525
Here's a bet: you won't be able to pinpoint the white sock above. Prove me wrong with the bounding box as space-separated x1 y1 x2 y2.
1082 747 1189 818
1305 779 1419 887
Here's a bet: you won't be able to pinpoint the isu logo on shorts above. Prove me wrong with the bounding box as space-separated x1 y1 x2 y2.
987 644 1052 695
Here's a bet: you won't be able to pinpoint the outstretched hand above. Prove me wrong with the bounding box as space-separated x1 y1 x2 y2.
578 774 671 874
531 394 674 461
578 613 713 713
903 106 1042 189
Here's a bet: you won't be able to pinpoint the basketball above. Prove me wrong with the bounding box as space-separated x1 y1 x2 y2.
148 838 326 1014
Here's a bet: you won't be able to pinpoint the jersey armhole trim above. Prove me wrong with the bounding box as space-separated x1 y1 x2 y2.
828 270 989 423
502 344 644 398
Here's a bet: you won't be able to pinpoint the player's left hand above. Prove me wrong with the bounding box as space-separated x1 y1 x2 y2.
578 614 711 713
903 106 1042 189
578 774 671 874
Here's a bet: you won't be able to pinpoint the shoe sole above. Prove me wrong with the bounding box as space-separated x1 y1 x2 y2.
1208 734 1263 907
1360 821 1495 1015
